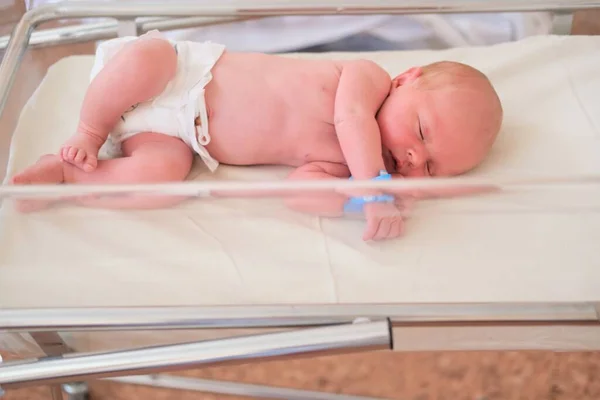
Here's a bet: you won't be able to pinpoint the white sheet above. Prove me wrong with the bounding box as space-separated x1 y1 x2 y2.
1 35 600 308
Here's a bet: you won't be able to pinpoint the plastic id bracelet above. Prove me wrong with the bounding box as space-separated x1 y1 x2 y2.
343 170 395 213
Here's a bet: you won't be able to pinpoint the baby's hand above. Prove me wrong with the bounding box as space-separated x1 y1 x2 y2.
60 134 101 172
363 201 405 241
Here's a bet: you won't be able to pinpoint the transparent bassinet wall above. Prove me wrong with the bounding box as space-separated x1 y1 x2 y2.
1 177 599 298
2 1 600 361
2 174 600 357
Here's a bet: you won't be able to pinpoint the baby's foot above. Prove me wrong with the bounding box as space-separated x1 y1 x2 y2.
60 133 102 172
10 154 65 212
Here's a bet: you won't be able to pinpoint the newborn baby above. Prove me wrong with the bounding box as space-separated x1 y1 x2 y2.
11 30 502 241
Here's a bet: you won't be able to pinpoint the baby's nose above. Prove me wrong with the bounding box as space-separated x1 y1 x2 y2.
407 148 425 167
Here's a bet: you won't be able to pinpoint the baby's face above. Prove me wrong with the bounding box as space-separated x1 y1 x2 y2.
376 66 501 178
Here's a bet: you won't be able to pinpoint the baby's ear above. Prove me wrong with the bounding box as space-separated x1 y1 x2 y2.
391 66 423 88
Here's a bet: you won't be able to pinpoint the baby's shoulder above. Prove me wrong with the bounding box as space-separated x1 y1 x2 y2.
338 58 390 78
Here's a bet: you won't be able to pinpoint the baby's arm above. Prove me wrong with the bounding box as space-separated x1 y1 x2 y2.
286 163 499 241
286 162 407 241
333 60 405 240
285 161 351 217
333 60 391 180
62 36 178 172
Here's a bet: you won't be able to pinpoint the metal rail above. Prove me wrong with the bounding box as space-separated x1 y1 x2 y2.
0 16 259 51
0 320 391 390
2 0 600 119
0 303 597 332
107 374 387 400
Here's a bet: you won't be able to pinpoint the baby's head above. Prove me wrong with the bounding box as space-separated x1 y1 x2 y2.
377 61 502 177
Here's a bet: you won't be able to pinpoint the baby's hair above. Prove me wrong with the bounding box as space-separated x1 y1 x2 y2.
417 61 504 151
417 61 490 90
420 61 503 118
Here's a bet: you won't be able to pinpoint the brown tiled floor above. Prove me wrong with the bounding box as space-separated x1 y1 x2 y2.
3 350 600 399
2 7 600 400
571 9 600 35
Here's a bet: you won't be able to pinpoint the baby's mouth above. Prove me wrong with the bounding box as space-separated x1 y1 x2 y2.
383 149 396 172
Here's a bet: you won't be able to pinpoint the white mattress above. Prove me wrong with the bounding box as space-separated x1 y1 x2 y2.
1 35 600 309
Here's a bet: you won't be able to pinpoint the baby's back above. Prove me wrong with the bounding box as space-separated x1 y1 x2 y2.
203 52 349 167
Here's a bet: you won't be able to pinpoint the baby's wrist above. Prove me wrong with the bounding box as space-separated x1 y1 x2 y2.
343 170 395 213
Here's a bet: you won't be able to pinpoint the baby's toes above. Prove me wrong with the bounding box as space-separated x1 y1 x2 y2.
60 147 95 171
62 146 82 163
10 173 29 185
73 149 87 164
67 147 83 164
60 146 75 162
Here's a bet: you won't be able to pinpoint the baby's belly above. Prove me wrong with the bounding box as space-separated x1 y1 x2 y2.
204 68 343 165
292 129 346 165
207 116 344 167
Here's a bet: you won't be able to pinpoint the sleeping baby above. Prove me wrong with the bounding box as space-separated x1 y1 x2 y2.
10 29 502 241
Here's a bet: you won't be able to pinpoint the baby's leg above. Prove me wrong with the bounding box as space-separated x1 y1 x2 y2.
62 36 177 172
11 133 193 212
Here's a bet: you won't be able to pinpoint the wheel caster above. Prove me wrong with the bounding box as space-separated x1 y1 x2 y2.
62 382 90 400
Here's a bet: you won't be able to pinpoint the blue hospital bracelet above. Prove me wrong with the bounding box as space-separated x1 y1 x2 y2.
343 170 395 213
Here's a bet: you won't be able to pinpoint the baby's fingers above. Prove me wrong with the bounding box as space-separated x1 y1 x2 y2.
363 217 382 242
374 218 393 241
388 218 404 239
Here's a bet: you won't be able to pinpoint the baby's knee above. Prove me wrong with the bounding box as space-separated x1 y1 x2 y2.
134 38 178 82
126 136 194 183
148 148 193 182
109 37 178 96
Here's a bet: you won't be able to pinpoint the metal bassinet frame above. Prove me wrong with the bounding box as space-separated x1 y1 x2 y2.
1 1 600 399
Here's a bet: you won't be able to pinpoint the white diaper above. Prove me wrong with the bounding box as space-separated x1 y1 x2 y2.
90 30 225 172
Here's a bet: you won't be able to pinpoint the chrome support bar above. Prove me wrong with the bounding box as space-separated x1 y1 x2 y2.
27 333 79 400
0 320 391 390
116 18 138 37
2 0 600 118
0 303 596 332
13 0 600 19
108 374 387 400
49 385 63 400
0 16 256 50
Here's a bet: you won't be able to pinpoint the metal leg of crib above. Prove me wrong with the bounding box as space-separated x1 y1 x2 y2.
28 332 87 400
62 382 90 400
49 384 64 400
108 374 386 400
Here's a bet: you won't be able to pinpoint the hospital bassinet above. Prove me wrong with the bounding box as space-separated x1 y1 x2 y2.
1 1 600 399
